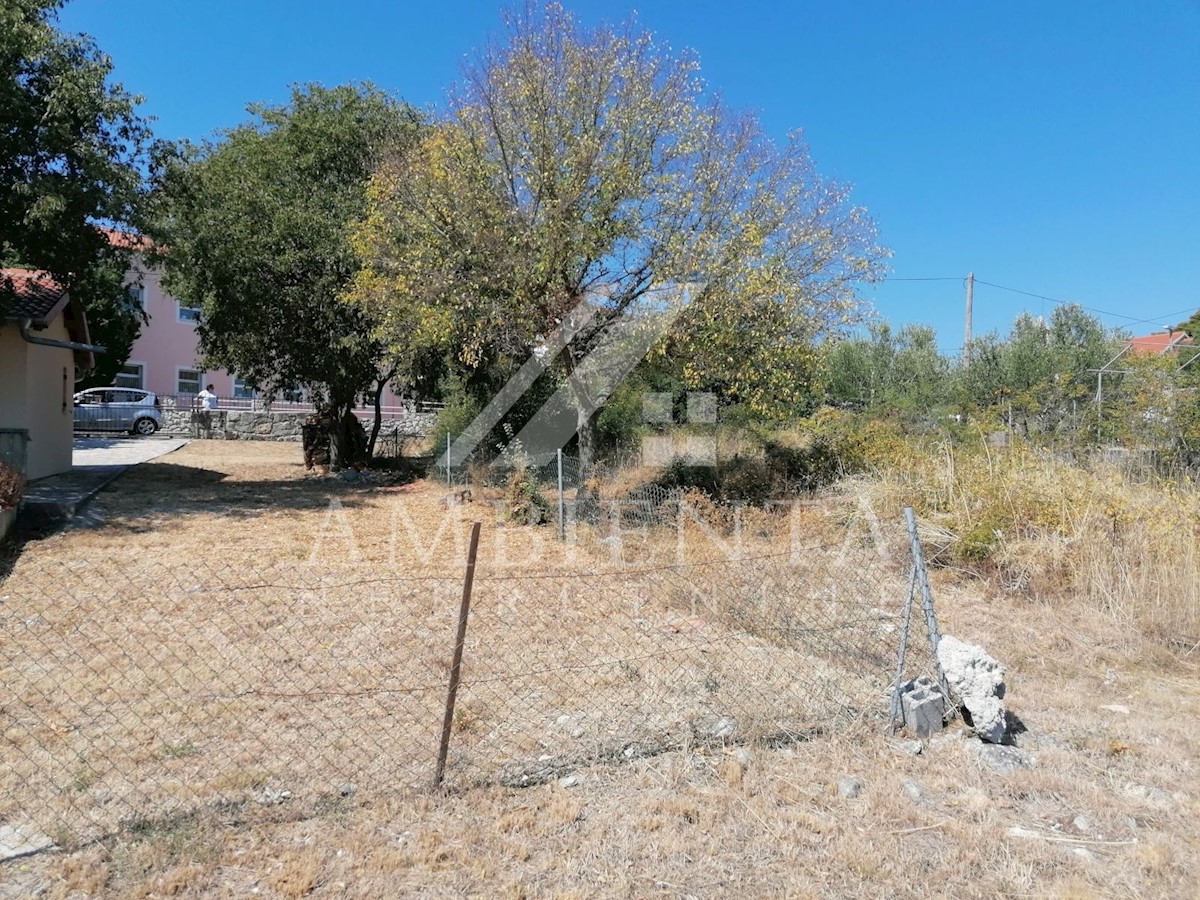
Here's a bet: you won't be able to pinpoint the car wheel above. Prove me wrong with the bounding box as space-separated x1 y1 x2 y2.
132 417 159 436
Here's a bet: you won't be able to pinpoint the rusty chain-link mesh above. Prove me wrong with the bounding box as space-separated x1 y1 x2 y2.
0 512 937 845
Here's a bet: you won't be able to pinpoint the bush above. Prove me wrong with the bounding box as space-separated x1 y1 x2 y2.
505 463 551 526
428 388 484 473
0 461 24 510
759 408 905 492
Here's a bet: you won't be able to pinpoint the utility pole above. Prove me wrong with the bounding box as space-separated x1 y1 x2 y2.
963 272 975 364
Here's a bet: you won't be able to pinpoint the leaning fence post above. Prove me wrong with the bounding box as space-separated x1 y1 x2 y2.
556 448 565 541
903 506 952 700
433 520 482 789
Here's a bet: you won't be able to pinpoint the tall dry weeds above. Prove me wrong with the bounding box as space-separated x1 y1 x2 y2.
860 439 1200 652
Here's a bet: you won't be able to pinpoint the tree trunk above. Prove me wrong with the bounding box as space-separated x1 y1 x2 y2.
328 389 367 471
368 366 398 459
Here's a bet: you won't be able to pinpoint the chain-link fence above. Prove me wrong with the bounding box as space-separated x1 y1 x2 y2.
0 512 942 846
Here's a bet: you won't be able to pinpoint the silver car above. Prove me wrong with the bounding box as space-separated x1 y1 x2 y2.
73 388 163 436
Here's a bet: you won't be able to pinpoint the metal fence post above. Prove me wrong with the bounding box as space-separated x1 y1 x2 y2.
557 448 565 541
433 520 482 789
903 506 952 700
446 432 452 485
889 564 918 731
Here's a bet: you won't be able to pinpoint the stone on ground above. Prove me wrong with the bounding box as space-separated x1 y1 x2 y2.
837 776 864 799
966 741 1035 775
937 635 1007 743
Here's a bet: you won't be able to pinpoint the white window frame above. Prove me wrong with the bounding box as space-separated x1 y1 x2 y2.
232 377 257 399
114 362 145 390
176 367 203 395
177 301 202 324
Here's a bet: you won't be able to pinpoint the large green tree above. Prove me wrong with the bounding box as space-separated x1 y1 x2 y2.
1 0 151 382
152 84 421 465
348 4 888 474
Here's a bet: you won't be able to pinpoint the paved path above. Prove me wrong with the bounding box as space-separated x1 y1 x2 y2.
71 436 190 468
21 437 189 524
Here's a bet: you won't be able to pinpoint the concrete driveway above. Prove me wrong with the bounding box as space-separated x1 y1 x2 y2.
72 436 190 468
20 437 189 524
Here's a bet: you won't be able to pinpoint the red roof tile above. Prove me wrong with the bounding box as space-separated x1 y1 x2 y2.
1127 331 1194 354
0 268 68 324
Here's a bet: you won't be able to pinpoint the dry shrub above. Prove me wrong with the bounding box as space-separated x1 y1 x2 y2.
865 436 1200 648
504 463 551 525
0 459 24 510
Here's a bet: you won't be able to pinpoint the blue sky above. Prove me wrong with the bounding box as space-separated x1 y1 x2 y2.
59 0 1200 349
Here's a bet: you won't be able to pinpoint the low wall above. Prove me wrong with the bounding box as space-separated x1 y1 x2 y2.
160 409 436 442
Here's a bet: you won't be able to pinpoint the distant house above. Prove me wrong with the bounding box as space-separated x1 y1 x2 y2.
101 228 240 400
1125 330 1194 356
0 270 99 480
109 230 409 409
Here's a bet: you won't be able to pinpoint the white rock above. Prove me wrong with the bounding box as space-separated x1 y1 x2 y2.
967 741 1035 775
937 635 1007 743
837 776 863 799
1099 704 1130 715
557 775 580 788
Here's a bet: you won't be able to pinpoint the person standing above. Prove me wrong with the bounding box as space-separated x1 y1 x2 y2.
198 384 219 410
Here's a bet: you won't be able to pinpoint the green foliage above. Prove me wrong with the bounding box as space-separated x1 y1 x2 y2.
824 304 1123 442
824 322 949 420
0 0 151 375
1176 309 1200 339
73 267 147 388
505 463 551 526
347 2 888 448
151 83 421 411
428 373 485 465
762 409 897 490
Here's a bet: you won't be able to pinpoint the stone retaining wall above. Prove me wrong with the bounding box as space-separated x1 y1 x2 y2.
159 409 436 442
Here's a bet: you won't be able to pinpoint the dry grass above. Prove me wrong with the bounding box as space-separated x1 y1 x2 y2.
860 440 1200 651
2 441 1199 898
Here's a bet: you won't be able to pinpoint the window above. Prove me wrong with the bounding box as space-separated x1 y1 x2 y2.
178 302 201 323
177 369 202 395
232 378 256 399
114 364 144 390
124 286 146 311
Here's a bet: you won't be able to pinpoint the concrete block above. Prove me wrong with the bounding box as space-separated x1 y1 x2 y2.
899 676 945 737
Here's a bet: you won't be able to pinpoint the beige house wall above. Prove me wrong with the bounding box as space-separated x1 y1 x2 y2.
0 320 75 481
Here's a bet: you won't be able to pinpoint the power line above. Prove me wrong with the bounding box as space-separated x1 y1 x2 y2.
973 279 1194 329
874 274 1197 332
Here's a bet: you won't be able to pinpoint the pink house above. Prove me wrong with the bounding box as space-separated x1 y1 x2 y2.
116 251 240 399
111 231 408 411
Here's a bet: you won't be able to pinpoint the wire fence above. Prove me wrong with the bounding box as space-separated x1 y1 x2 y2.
0 512 943 846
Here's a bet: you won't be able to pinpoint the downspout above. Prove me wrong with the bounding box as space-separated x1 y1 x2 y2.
18 318 107 355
